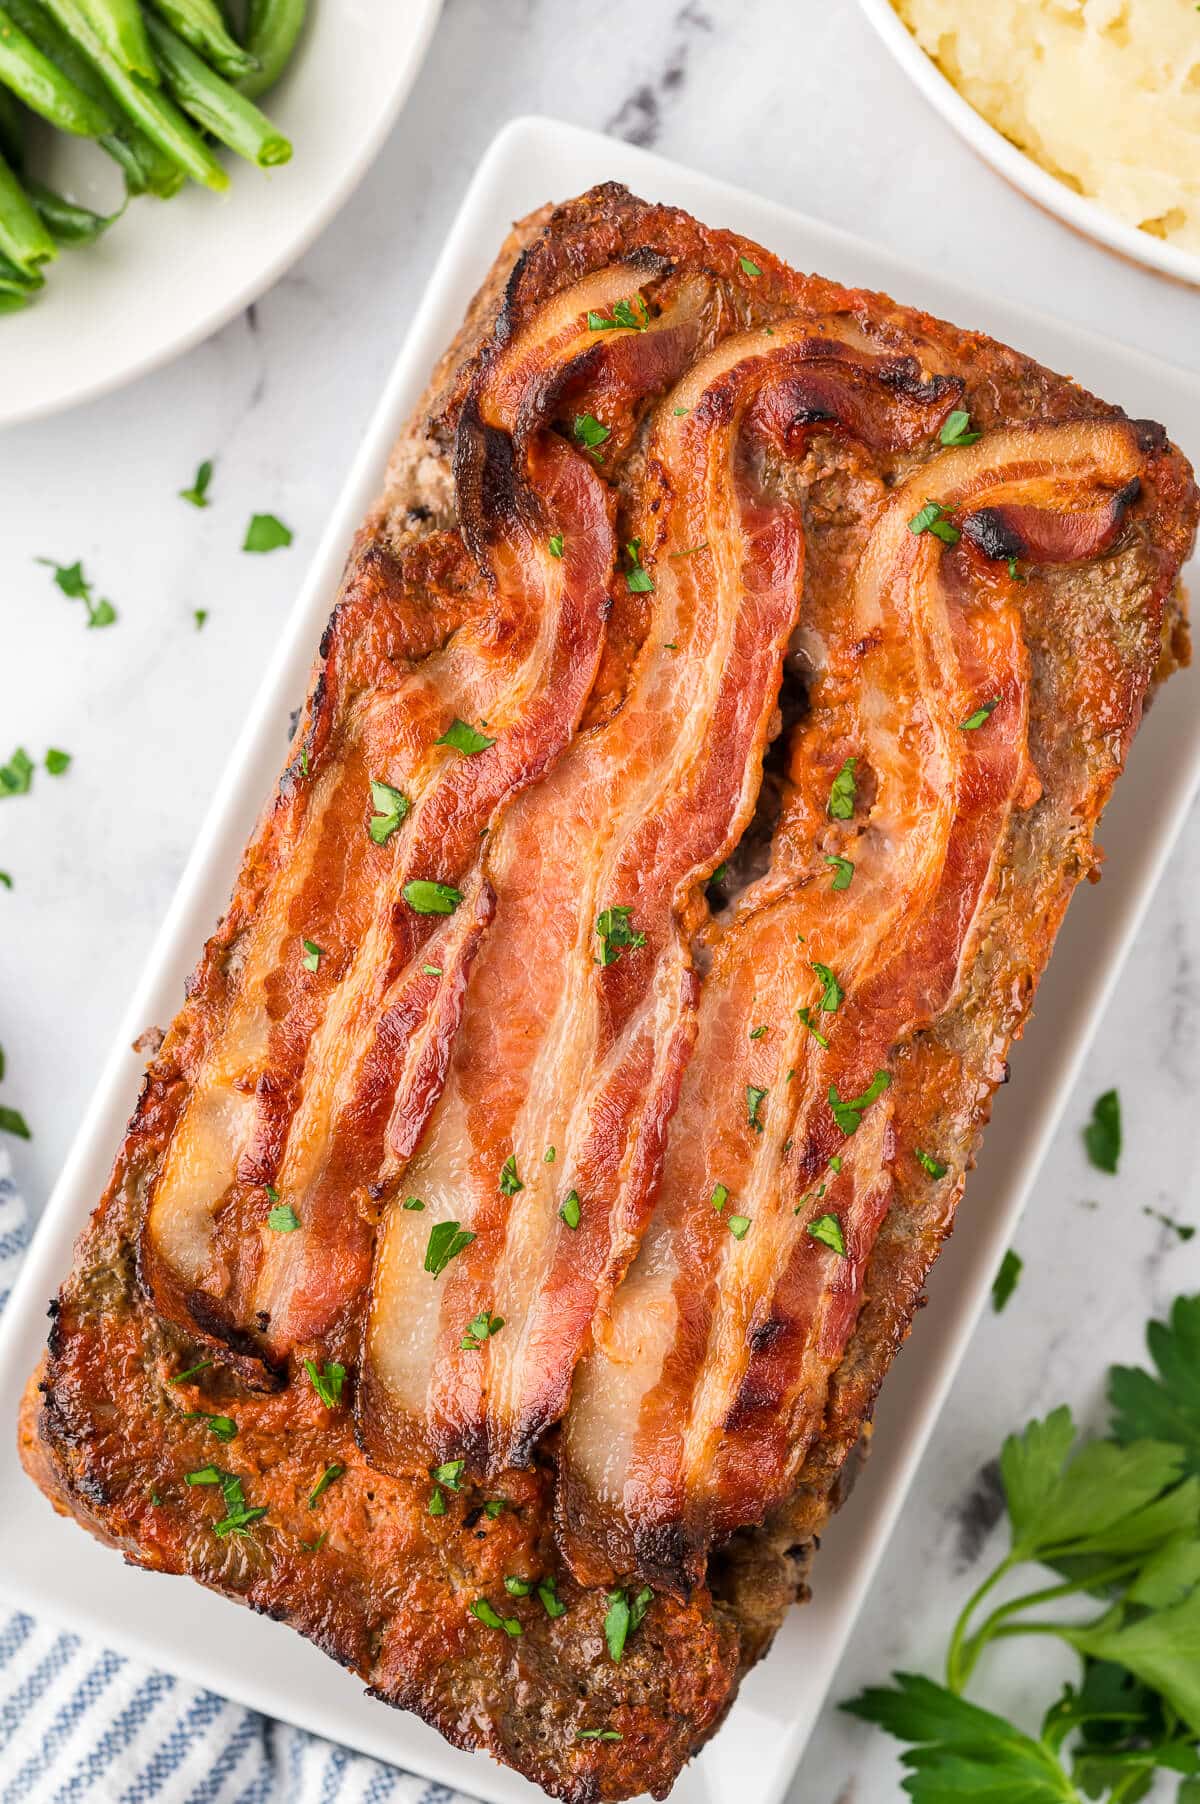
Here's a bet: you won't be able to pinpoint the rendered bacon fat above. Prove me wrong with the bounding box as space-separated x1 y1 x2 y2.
561 419 1153 1589
141 261 710 1371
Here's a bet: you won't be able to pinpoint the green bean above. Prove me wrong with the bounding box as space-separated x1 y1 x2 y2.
76 0 155 81
148 0 255 80
145 13 289 168
0 4 112 134
4 0 183 195
42 0 228 189
0 74 22 160
0 144 54 272
0 242 41 299
26 173 118 242
237 0 303 100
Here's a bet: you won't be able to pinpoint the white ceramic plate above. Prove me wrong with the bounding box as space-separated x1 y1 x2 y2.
1 115 1198 1804
857 0 1200 291
0 0 443 428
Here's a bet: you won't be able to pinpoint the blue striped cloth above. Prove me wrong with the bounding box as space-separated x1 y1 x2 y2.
0 1153 481 1804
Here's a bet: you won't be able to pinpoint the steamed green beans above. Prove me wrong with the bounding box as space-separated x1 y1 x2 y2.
238 0 303 99
0 5 112 135
145 11 288 167
149 0 253 80
43 0 228 188
77 0 155 80
0 142 54 271
26 173 117 242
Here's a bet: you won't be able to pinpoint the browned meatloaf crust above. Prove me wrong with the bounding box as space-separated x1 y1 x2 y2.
21 184 1198 1803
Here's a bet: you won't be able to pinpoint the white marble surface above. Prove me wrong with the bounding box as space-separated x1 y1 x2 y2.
2 2 1199 1799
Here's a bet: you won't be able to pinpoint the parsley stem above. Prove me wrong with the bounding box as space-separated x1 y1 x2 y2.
947 1551 1146 1691
944 1552 1017 1692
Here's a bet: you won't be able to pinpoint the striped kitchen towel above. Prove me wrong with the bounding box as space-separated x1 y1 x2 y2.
0 1153 481 1804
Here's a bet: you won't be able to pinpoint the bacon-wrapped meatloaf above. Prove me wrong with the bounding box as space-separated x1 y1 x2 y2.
21 185 1198 1803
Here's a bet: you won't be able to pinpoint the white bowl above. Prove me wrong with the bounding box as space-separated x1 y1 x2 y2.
0 0 443 427
857 0 1200 290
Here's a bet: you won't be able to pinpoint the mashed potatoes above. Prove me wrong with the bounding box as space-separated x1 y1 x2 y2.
894 0 1200 255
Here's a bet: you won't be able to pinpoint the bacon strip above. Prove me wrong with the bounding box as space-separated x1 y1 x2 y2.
358 329 961 1479
141 263 710 1371
559 419 1151 1588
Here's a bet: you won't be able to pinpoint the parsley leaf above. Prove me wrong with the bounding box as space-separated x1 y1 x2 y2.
559 1190 581 1230
538 1574 567 1618
573 413 610 454
738 254 762 276
37 557 117 628
179 459 213 507
596 905 646 967
807 1213 847 1256
960 699 999 731
746 1085 767 1132
587 295 648 331
499 1155 523 1197
267 1201 300 1232
548 533 564 559
624 538 654 594
1084 1089 1121 1175
939 410 982 447
908 500 961 545
431 1459 464 1491
604 1586 652 1661
424 1220 475 1277
811 961 844 1013
992 1248 1023 1313
303 1359 346 1409
727 1214 751 1240
461 1310 505 1351
577 1728 623 1741
403 880 461 915
827 756 857 820
308 1463 343 1508
915 1148 947 1180
183 1410 237 1442
242 513 293 554
825 855 854 890
0 1106 31 1140
368 778 410 845
402 1196 425 1211
829 1070 891 1135
0 748 33 797
436 717 495 756
796 1005 830 1050
470 1597 522 1637
45 748 70 776
1109 1296 1200 1478
301 938 323 973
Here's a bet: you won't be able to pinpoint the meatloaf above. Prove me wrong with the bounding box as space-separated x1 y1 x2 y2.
21 184 1199 1803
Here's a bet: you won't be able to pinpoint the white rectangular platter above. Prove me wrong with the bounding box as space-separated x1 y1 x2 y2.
1 114 1198 1804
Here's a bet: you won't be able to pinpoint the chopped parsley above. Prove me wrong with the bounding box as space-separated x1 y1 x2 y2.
1084 1088 1121 1174
738 254 762 276
402 1196 425 1211
179 459 213 507
538 1575 567 1618
307 1463 344 1508
436 717 495 756
711 1182 729 1212
797 1006 829 1049
186 1468 266 1539
604 1586 652 1662
301 938 323 972
268 1201 300 1232
991 1247 1023 1313
422 964 442 976
829 1070 891 1135
807 1212 847 1256
303 1359 346 1409
0 748 34 797
431 1459 465 1491
559 1190 581 1230
587 296 648 331
939 409 981 447
194 609 208 629
577 1728 622 1742
811 961 844 1013
907 499 960 545
827 757 857 820
461 1310 505 1351
825 855 854 891
169 1359 214 1386
183 1410 237 1443
1142 1206 1195 1243
0 1106 30 1140
749 1024 768 1040
596 904 646 966
484 1498 508 1519
242 513 293 554
403 879 462 915
37 557 117 628
45 748 70 776
746 1085 768 1133
544 1146 556 1163
727 1214 751 1240
830 1154 842 1174
573 413 610 455
368 778 410 845
548 533 565 558
624 538 654 594
424 1220 475 1277
504 1575 534 1596
470 1597 522 1637
959 699 998 731
0 872 10 888
499 1155 523 1196
1007 556 1026 582
915 1148 947 1179
427 1487 446 1516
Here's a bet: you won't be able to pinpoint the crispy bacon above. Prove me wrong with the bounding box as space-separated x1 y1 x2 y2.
559 420 1152 1590
141 265 714 1373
